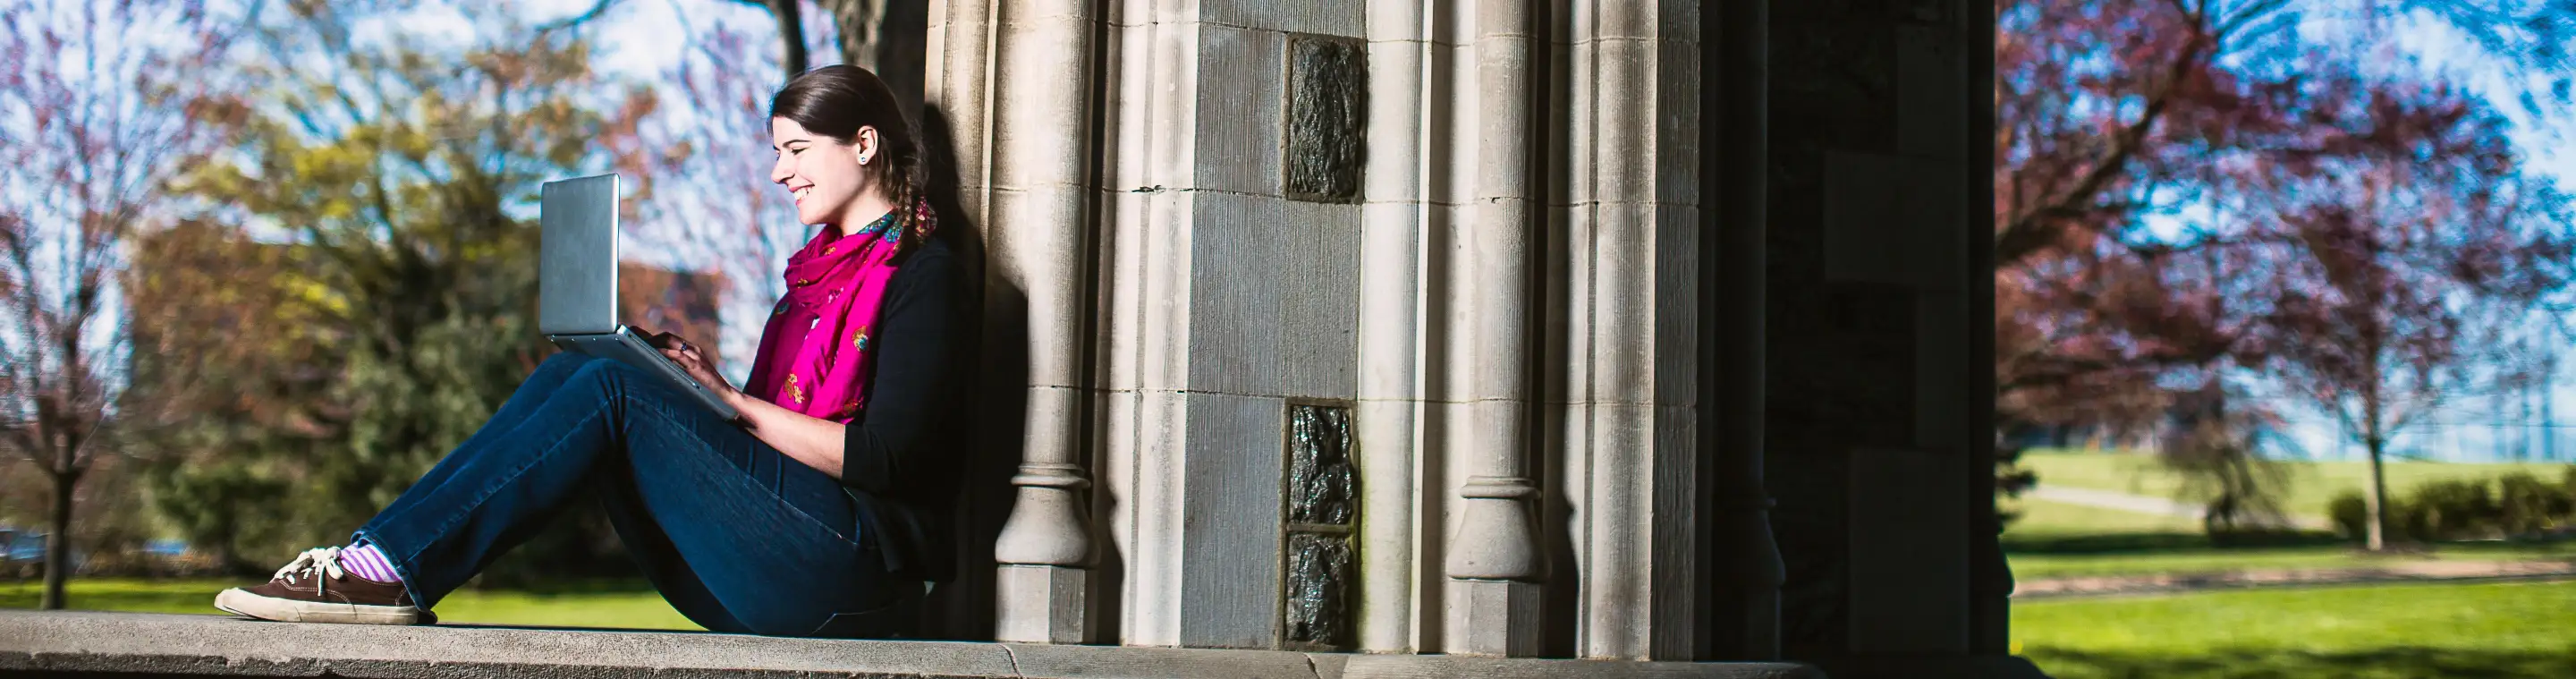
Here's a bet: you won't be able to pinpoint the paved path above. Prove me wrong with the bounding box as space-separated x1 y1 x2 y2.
2026 485 2204 518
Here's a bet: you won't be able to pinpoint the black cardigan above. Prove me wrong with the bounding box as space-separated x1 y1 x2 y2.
840 234 965 582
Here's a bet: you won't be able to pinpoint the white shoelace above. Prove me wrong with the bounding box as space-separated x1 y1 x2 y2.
274 547 350 596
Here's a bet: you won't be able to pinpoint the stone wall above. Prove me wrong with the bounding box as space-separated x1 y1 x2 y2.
915 0 2005 669
1765 0 2005 660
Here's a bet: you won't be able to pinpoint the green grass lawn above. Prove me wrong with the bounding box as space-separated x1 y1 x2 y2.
2015 580 2576 679
2018 449 2572 522
0 577 699 631
2010 539 2576 580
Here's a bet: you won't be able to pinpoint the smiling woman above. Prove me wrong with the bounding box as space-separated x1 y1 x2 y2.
206 64 970 640
765 65 927 241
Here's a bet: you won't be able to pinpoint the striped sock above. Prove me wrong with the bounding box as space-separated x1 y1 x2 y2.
339 541 403 584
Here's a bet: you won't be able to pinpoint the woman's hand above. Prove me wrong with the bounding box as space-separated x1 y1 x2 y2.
645 328 847 477
648 330 744 407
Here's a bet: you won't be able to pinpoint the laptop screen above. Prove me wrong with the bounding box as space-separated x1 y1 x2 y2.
538 174 622 336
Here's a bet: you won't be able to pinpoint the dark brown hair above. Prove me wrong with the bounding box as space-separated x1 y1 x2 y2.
769 64 928 242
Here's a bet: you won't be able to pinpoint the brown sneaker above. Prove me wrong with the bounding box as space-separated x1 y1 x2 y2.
213 547 433 625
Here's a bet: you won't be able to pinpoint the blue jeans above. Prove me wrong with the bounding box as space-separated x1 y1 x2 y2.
354 352 916 637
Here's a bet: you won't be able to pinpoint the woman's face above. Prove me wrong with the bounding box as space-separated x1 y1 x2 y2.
770 117 877 226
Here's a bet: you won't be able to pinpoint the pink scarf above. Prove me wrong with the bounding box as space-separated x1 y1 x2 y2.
744 200 936 422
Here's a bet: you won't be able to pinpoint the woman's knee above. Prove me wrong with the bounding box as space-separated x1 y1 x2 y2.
564 355 637 391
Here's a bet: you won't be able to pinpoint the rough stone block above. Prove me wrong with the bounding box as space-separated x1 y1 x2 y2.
1283 531 1356 649
1288 403 1359 526
1286 34 1368 203
1283 402 1359 650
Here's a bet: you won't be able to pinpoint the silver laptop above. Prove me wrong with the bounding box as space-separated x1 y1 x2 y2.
538 174 740 421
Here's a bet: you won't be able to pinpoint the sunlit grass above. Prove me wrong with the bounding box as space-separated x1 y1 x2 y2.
2015 580 2576 679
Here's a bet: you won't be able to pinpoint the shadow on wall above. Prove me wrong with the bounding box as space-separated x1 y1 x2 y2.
911 103 1021 641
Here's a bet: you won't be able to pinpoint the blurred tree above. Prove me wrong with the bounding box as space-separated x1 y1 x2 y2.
614 18 808 378
121 219 342 573
1993 0 2576 517
2163 378 2294 534
2236 73 2574 550
165 0 656 566
0 0 242 609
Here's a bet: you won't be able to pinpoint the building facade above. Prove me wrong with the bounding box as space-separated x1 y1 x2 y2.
912 1 2024 675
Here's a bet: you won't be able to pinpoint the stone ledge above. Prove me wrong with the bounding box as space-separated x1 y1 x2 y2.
0 611 1822 679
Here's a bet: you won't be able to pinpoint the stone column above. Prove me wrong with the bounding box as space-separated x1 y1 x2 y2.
922 0 997 642
1442 0 1544 658
987 0 1097 646
1963 0 2014 655
925 0 993 222
1357 0 1431 655
1553 0 1724 662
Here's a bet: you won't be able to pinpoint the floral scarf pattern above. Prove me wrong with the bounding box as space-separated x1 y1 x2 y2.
744 200 936 422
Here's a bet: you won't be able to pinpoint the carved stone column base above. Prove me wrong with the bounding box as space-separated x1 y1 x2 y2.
1445 579 1543 657
996 564 1088 644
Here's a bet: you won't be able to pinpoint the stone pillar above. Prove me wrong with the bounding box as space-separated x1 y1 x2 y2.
1357 0 1431 655
1963 0 2014 656
1442 0 1545 658
925 0 991 220
1546 0 1733 662
921 0 996 642
1765 0 2044 675
1089 3 1370 650
987 0 1097 646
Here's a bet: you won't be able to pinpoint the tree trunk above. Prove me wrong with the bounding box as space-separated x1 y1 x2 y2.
2534 375 2555 460
824 0 925 114
754 0 927 113
2363 436 2390 552
769 0 809 84
42 468 75 610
